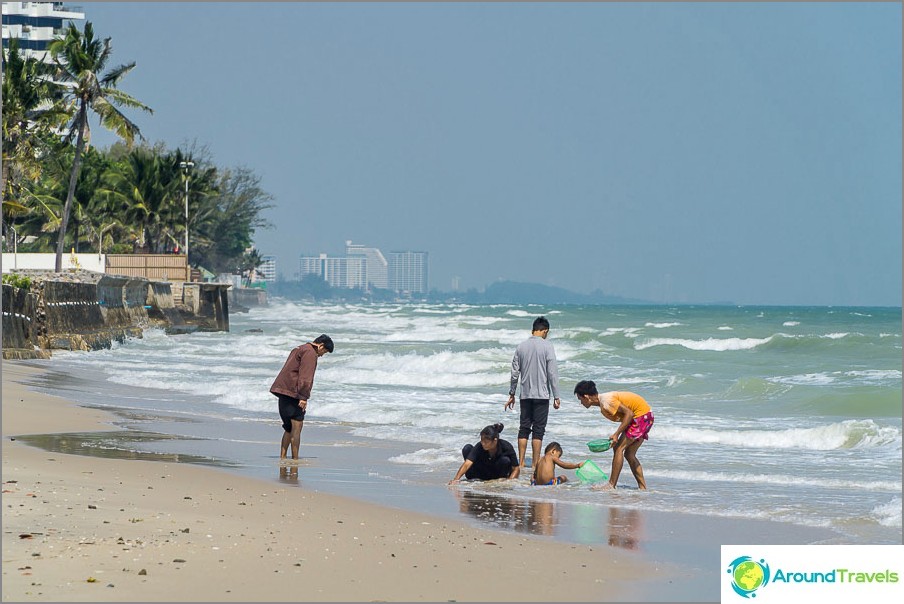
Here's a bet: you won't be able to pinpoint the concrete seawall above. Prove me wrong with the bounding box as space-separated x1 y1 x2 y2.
1 271 231 358
1 283 48 359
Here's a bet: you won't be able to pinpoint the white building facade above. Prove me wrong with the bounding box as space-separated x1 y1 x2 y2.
388 251 429 294
255 255 277 283
345 240 388 290
299 253 367 289
2 1 85 61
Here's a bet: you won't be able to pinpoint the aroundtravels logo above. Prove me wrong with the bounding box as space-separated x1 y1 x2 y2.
726 556 771 598
722 545 904 603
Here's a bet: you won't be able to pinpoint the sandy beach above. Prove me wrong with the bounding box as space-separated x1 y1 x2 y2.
2 361 676 602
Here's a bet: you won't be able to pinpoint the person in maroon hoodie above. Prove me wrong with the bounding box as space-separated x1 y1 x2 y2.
270 334 334 460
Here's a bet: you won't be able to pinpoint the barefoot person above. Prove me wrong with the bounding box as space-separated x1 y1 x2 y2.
573 381 654 490
505 316 561 471
449 423 520 483
531 442 584 485
270 334 334 461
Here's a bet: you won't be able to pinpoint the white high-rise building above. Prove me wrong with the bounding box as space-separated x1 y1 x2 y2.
388 251 428 294
299 253 367 289
2 1 85 62
345 240 388 290
255 255 277 283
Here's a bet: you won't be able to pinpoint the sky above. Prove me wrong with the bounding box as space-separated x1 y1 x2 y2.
79 2 901 306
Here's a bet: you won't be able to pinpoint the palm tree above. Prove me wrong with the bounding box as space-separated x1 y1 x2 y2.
49 21 152 271
104 147 189 253
238 247 264 286
1 38 66 220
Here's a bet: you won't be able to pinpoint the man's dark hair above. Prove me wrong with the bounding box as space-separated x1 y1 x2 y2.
532 316 550 332
314 334 334 353
573 380 598 397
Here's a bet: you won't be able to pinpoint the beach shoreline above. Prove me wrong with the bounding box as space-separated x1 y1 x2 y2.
2 360 690 602
2 359 853 602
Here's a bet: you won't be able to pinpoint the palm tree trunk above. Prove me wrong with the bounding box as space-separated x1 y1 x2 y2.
1 157 10 205
54 102 87 272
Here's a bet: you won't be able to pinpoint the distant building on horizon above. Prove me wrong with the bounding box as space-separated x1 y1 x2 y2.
299 253 367 289
298 244 429 294
2 1 85 61
255 255 277 283
389 251 428 294
345 240 388 290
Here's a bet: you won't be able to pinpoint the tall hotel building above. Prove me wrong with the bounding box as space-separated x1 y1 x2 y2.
256 255 277 283
345 240 388 290
299 253 367 290
2 1 85 61
389 251 428 294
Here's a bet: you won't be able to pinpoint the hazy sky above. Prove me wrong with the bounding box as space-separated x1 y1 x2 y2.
81 2 901 306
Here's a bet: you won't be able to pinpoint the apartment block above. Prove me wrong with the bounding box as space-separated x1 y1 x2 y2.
255 255 277 282
299 253 367 290
2 1 85 61
345 240 388 290
388 251 429 294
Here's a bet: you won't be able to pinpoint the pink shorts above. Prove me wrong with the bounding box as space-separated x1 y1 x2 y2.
625 412 654 440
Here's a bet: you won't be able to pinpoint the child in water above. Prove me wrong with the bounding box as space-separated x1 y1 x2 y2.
531 442 584 485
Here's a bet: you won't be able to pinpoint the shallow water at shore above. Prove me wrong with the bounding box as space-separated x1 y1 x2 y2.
26 301 902 547
15 359 849 551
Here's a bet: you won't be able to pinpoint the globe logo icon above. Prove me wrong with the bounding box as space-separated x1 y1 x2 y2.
726 556 771 598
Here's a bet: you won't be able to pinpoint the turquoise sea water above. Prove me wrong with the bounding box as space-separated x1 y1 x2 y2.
43 301 902 544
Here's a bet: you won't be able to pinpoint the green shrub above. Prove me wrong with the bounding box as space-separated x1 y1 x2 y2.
2 274 33 290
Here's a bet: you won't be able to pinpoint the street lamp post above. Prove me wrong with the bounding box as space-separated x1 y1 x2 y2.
179 160 194 261
8 225 18 269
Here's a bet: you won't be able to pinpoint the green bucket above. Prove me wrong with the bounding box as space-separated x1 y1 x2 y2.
575 459 608 484
587 438 613 453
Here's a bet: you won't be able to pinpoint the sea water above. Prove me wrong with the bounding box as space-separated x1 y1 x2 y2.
39 301 902 543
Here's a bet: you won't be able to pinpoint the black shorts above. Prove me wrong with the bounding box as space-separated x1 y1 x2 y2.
277 394 305 432
518 398 550 440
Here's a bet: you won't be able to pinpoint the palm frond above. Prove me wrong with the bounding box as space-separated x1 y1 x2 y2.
100 62 136 86
92 96 143 144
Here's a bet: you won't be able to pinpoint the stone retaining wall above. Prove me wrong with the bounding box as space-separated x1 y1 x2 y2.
2 271 232 357
1 283 48 359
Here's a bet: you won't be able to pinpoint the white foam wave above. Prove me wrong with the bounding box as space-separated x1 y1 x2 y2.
644 322 682 328
771 373 837 386
783 321 800 327
717 326 733 331
322 350 504 388
389 447 458 466
647 469 902 492
635 336 772 351
771 369 903 387
655 420 901 451
847 369 902 381
872 498 902 527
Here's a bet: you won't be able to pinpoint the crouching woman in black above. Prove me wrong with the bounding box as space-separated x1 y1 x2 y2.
449 423 520 484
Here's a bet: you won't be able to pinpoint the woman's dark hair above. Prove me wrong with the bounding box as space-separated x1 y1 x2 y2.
480 423 504 439
573 380 598 397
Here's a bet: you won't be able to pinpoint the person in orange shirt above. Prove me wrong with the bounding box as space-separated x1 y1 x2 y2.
573 381 654 490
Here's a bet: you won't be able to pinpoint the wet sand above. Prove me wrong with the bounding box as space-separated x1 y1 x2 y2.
2 360 841 601
2 361 665 602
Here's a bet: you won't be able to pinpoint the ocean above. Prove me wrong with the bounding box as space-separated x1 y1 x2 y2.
31 301 902 545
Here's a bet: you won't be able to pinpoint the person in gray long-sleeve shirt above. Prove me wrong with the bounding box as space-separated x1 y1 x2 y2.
505 316 561 470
